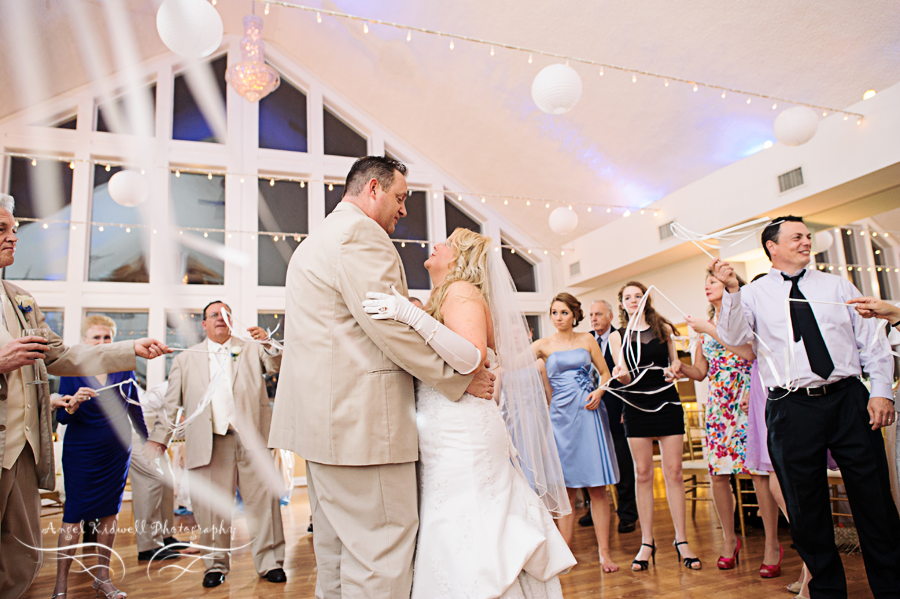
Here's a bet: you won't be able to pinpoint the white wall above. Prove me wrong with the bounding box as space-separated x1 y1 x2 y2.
573 254 713 333
564 82 900 291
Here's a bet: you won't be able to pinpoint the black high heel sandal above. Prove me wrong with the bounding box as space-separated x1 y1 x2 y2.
674 540 702 570
631 540 656 571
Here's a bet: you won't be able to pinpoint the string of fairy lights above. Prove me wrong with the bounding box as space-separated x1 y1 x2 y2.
257 1 865 122
7 155 898 261
3 150 669 256
3 151 644 216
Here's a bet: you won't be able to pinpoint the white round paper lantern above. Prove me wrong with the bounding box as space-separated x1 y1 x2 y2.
108 171 150 208
157 0 224 59
531 64 583 115
548 207 579 235
773 106 819 146
814 230 834 254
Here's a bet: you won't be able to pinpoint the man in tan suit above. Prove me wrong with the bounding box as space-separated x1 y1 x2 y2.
129 382 181 562
147 301 286 589
269 156 496 598
0 195 170 599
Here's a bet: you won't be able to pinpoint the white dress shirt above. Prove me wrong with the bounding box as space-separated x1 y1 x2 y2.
592 327 611 356
208 337 236 435
718 267 893 398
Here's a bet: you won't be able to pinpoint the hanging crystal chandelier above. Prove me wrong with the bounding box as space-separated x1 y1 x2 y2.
225 14 280 102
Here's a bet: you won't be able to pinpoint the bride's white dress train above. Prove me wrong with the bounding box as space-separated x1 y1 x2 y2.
412 382 577 599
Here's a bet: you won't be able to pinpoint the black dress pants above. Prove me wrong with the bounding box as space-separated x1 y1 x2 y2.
612 432 638 524
767 379 900 599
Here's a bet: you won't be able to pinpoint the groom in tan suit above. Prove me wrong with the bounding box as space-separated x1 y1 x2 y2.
0 195 170 599
269 156 495 598
147 301 286 589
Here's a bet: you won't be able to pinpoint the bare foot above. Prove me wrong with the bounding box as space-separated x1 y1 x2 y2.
599 549 619 573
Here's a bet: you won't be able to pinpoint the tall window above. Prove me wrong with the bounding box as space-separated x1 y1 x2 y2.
444 199 481 237
96 84 157 136
86 311 149 385
55 115 77 130
841 229 863 290
873 239 892 300
525 315 542 341
171 172 225 285
258 179 308 286
259 76 308 153
3 157 73 281
172 55 227 143
42 309 65 338
323 107 366 158
257 312 284 334
324 183 344 217
165 310 204 376
391 191 429 290
502 241 536 292
88 165 150 282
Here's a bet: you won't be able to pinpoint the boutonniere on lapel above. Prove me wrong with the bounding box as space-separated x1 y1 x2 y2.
231 346 242 362
15 295 34 314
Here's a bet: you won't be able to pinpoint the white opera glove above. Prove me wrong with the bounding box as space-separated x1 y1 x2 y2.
363 286 483 375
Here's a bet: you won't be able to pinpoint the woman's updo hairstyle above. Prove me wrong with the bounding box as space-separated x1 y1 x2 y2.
425 227 492 323
549 292 584 327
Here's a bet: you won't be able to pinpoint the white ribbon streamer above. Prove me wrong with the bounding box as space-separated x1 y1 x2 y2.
221 309 284 351
600 284 694 413
669 217 774 260
94 360 229 434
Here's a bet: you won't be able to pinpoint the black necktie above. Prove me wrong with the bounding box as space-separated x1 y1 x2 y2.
783 272 835 380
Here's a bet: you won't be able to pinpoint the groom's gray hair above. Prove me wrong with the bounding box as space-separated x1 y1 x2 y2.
343 156 408 198
0 193 14 215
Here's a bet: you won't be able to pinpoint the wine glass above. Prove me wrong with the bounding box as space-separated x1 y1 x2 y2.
24 328 49 386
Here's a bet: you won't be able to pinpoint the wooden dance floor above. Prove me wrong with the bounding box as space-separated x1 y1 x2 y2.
25 468 872 598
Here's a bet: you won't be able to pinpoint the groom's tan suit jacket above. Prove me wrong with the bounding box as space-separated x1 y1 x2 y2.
268 202 473 465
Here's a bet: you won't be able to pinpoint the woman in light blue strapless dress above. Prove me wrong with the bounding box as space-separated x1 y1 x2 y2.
532 293 620 572
546 349 619 488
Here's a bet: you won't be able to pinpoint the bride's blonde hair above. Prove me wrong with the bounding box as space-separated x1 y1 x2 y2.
426 228 492 323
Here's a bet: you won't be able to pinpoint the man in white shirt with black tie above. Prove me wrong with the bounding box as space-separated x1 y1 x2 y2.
711 215 900 599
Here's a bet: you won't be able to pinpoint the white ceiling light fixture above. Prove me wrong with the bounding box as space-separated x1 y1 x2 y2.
108 171 150 207
156 0 223 59
548 206 578 235
531 64 583 115
773 106 819 146
226 15 280 102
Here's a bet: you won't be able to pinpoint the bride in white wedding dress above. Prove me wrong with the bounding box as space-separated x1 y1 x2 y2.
364 228 576 599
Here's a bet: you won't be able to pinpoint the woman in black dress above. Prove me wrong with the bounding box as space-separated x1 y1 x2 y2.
608 282 701 572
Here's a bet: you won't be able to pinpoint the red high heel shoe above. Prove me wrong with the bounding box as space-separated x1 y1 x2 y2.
759 545 783 578
716 538 741 570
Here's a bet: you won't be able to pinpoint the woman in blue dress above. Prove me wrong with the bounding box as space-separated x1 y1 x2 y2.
52 315 147 599
532 292 620 572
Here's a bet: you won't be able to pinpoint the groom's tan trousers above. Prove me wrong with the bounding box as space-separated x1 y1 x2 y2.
306 460 418 599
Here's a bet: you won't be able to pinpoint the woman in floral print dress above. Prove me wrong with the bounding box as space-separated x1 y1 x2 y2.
673 271 784 577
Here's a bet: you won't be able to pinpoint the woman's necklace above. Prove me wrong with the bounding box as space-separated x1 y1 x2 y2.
553 334 576 350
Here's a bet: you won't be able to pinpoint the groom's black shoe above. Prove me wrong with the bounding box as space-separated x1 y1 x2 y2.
578 511 593 527
265 568 287 583
137 547 180 562
202 572 226 588
618 520 637 534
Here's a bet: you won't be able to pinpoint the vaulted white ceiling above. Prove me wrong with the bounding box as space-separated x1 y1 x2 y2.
1 0 899 248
